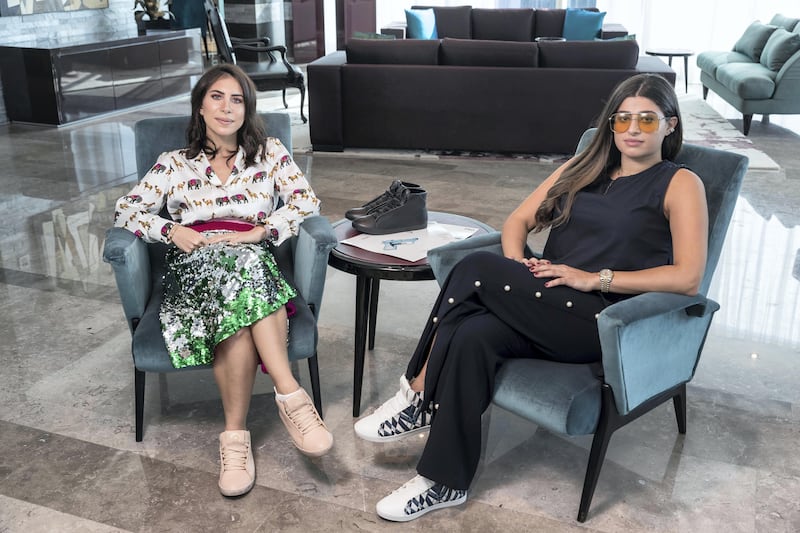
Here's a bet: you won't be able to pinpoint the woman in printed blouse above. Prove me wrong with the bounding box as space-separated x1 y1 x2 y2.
114 64 332 498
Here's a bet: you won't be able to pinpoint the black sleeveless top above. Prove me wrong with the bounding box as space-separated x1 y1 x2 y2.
542 160 679 278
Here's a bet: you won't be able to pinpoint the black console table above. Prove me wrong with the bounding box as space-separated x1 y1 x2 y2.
0 29 204 126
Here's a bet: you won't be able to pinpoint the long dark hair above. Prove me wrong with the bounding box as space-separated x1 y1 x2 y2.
184 64 267 167
533 73 683 232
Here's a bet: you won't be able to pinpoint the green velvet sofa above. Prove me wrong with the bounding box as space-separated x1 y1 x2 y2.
697 14 800 134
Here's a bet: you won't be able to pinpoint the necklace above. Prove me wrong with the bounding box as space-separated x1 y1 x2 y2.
604 168 626 195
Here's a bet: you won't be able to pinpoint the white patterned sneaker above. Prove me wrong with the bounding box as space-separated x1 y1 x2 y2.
376 475 467 522
354 375 433 442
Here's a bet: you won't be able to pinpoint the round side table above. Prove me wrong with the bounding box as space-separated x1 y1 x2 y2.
645 48 694 93
329 211 494 416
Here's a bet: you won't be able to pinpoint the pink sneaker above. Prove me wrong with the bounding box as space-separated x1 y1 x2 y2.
218 430 255 497
275 388 333 457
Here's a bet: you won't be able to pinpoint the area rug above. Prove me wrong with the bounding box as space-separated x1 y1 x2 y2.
678 94 780 171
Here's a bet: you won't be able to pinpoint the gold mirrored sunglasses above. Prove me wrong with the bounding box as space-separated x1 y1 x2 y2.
608 112 668 134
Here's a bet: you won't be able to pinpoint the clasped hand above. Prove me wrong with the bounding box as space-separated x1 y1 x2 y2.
516 257 597 292
171 226 266 254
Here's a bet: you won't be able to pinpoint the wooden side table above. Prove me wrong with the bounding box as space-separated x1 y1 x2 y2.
645 48 694 93
329 211 494 416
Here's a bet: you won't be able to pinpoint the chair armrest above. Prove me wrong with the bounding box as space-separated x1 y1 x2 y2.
231 41 293 70
427 231 533 286
293 216 338 316
598 292 720 415
102 227 152 332
231 36 270 47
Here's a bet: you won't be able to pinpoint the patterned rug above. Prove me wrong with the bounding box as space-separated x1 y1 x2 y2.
678 94 779 170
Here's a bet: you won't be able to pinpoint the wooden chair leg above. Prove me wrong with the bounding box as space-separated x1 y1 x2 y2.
307 353 323 418
135 368 146 442
298 82 307 123
702 85 709 99
672 383 687 434
578 401 615 522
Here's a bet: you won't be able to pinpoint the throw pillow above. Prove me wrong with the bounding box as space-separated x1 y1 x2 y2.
733 21 778 62
562 8 606 41
768 13 800 32
405 8 438 40
759 28 800 71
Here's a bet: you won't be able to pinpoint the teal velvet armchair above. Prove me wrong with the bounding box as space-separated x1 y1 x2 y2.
102 112 337 442
427 130 748 522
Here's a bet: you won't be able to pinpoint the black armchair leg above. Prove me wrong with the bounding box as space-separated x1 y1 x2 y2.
578 385 617 522
673 383 687 434
282 88 289 109
307 353 323 418
135 368 146 442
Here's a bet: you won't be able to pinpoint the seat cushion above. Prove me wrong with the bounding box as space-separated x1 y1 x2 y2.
492 358 602 436
760 28 800 71
733 21 778 61
538 39 638 69
471 8 534 41
346 39 440 64
440 38 538 67
716 62 777 99
696 50 752 77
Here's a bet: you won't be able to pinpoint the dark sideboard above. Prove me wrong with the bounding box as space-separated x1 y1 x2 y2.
0 29 204 126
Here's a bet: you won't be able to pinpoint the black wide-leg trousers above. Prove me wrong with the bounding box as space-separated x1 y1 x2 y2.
407 251 608 490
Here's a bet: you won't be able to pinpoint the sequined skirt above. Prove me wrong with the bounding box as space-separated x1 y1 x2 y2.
160 235 296 369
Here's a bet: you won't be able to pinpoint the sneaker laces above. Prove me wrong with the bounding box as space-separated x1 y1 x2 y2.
220 442 249 472
394 475 434 496
284 397 324 435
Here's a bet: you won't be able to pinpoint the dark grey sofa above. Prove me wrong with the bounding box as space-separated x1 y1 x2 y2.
381 5 628 41
307 38 675 154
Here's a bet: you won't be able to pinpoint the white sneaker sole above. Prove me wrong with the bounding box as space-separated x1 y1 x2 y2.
377 492 467 522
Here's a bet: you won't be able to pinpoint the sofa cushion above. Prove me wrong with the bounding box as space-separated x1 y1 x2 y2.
697 50 753 77
733 21 778 61
440 38 538 68
760 28 800 71
769 13 800 32
346 39 440 65
412 5 472 39
472 8 534 41
405 8 438 40
563 7 606 41
716 62 777 99
538 40 639 69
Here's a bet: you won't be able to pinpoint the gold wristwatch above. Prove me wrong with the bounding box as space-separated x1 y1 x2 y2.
599 269 614 293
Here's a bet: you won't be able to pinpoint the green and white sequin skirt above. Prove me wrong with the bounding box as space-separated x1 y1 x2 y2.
160 237 296 369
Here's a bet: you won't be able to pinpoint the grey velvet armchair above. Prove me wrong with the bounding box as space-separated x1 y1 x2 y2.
102 112 337 442
426 130 748 522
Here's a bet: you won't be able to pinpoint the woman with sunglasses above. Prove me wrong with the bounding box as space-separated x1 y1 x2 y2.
354 73 708 522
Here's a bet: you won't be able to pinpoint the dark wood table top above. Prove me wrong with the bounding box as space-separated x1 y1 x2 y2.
328 211 494 281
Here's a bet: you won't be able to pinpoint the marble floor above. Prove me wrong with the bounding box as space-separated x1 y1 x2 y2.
1 82 799 533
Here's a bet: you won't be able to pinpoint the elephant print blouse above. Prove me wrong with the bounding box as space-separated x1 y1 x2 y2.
114 137 319 247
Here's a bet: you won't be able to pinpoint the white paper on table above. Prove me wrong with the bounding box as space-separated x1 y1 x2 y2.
341 222 480 262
